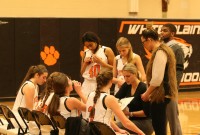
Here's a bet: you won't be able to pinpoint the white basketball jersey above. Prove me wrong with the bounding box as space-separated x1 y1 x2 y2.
12 81 38 112
82 46 108 81
86 92 112 126
58 96 78 119
114 53 136 94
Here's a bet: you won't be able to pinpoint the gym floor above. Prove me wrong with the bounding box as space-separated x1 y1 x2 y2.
1 91 200 135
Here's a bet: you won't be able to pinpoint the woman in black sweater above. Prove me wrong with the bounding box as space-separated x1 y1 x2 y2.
115 63 153 135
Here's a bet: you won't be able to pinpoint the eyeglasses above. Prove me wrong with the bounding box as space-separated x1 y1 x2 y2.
141 40 147 45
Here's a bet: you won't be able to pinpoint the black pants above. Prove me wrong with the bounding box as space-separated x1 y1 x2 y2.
151 98 170 135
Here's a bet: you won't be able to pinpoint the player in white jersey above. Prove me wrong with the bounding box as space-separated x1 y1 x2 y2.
86 91 112 125
13 81 39 112
45 72 86 119
12 65 48 128
13 65 48 112
58 96 79 118
81 31 115 98
35 92 54 114
86 69 145 135
113 37 146 95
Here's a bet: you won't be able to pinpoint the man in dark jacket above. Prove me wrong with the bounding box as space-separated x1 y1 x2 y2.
160 23 184 135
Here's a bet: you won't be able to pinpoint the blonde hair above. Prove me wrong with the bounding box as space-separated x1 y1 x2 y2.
122 63 141 80
116 37 134 63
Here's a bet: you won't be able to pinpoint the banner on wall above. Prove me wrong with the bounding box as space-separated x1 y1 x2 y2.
1 18 200 100
116 19 200 90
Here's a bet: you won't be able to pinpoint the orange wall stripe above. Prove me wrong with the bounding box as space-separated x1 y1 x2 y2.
180 82 200 86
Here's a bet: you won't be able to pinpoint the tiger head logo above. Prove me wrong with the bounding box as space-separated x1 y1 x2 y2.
144 37 193 69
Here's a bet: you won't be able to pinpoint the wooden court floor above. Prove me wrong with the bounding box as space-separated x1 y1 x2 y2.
176 91 200 135
0 91 200 135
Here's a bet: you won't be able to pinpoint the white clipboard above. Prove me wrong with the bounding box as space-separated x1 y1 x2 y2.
118 97 134 110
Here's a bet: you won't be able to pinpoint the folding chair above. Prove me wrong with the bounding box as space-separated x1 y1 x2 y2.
0 106 9 134
18 107 40 133
0 119 3 125
51 114 66 129
51 114 66 135
66 116 89 135
0 112 3 125
0 104 26 135
0 107 4 125
32 110 58 135
0 104 14 129
89 121 116 135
